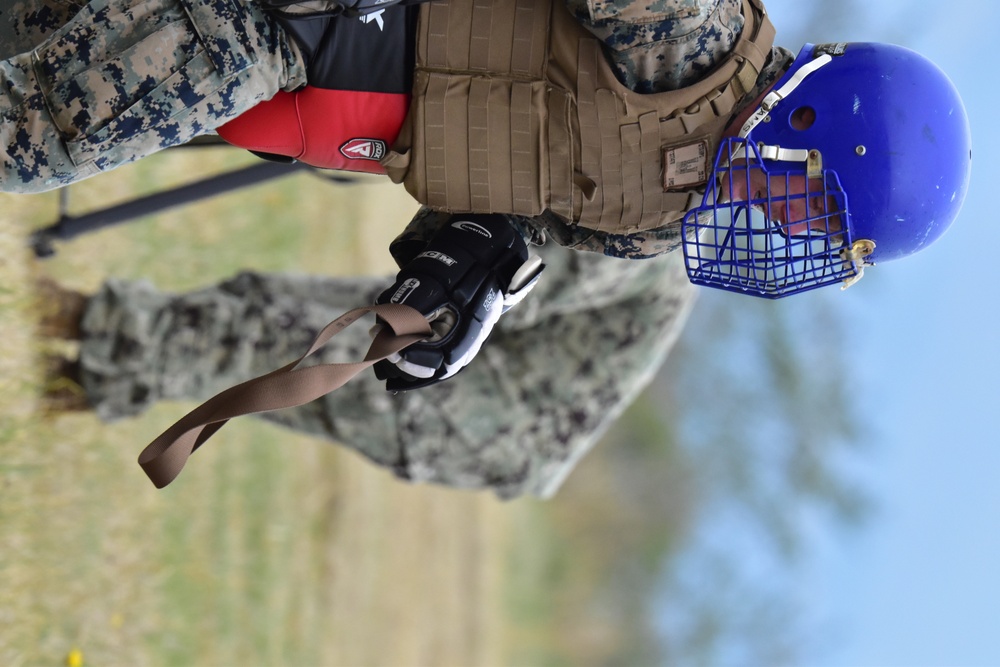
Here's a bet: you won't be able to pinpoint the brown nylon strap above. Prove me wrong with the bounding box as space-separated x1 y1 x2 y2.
576 40 603 225
619 121 642 231
510 81 537 212
547 90 573 216
468 76 492 211
638 111 660 229
424 73 450 209
136 303 432 489
595 89 623 233
486 80 514 212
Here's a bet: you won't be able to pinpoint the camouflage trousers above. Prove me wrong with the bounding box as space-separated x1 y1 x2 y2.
0 0 306 192
78 243 697 498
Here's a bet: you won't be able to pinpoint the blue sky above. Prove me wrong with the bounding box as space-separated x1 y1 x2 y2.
755 1 1000 664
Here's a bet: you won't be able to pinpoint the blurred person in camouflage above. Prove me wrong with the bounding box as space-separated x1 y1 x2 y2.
39 243 696 499
6 0 971 491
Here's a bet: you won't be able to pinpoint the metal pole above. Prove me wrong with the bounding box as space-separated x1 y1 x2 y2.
30 161 310 257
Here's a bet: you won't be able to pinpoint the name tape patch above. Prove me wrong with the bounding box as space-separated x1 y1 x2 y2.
663 139 710 191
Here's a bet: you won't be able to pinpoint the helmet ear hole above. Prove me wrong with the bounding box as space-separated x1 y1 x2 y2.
790 106 817 131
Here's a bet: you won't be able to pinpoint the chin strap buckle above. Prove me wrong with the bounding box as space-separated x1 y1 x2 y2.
840 239 876 290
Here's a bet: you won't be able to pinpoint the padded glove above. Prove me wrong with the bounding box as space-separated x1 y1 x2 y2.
373 214 544 391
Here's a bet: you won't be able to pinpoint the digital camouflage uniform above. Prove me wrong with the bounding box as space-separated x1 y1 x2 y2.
4 0 789 496
1 0 792 256
0 0 306 191
77 243 696 498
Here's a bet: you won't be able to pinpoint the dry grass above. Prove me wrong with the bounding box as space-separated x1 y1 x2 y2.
0 150 528 667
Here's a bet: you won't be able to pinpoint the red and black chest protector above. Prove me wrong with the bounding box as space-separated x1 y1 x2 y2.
218 5 417 174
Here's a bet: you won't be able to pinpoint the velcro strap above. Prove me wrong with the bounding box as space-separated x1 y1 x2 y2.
136 303 431 488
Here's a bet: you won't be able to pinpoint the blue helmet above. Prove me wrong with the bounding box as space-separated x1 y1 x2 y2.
681 42 973 298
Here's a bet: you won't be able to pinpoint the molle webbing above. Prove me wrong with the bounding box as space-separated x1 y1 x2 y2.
383 0 776 236
388 0 557 215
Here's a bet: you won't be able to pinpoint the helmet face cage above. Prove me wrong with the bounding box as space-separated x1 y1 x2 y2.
682 138 857 299
681 42 971 298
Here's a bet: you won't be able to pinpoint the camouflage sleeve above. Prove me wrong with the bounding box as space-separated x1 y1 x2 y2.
0 0 88 58
393 205 687 261
531 210 687 259
77 244 697 498
0 0 307 193
562 0 745 93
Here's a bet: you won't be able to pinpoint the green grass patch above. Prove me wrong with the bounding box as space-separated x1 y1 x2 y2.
1 150 515 667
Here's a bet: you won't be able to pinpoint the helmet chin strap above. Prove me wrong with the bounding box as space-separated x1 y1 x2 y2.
738 52 833 139
718 54 833 172
840 239 877 290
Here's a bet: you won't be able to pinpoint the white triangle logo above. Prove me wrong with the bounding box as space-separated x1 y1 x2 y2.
344 142 372 158
359 9 385 31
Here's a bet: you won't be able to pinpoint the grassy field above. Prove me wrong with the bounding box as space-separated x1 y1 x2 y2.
0 149 546 666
